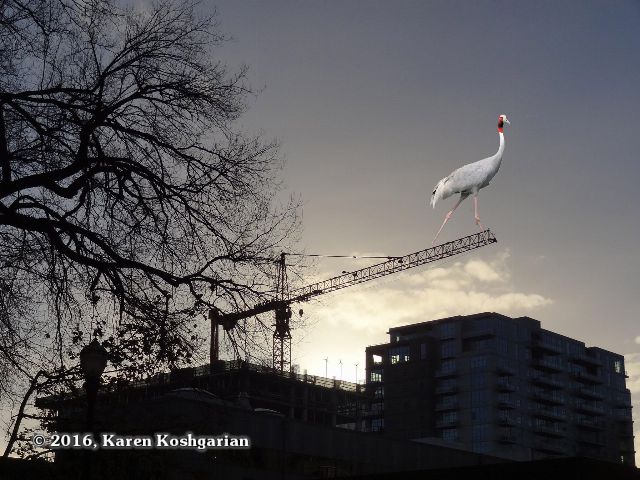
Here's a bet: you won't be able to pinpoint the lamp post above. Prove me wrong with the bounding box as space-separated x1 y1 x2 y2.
80 339 107 480
80 339 108 435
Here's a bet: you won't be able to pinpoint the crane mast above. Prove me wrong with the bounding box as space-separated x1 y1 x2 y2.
210 229 497 372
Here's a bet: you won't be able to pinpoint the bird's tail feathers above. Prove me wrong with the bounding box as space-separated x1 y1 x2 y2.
430 177 449 208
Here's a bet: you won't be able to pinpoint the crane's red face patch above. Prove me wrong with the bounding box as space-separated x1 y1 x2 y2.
497 117 504 132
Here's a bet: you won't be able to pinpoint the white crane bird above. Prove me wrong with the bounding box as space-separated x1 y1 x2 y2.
430 114 510 245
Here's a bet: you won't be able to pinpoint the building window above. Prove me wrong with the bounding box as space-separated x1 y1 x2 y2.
439 378 457 391
541 332 563 350
439 322 456 338
472 317 490 330
471 356 488 370
614 360 623 374
567 342 582 357
371 402 384 414
441 411 458 423
497 338 509 356
441 340 457 358
473 441 491 453
370 369 383 382
613 375 626 390
371 418 384 432
372 354 383 365
374 386 384 399
442 428 458 441
471 390 489 405
472 424 489 442
471 372 488 388
498 393 518 407
471 338 495 352
440 394 458 408
389 346 410 364
471 407 488 423
439 359 456 374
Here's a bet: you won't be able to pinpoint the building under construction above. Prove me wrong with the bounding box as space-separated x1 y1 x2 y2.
38 359 366 431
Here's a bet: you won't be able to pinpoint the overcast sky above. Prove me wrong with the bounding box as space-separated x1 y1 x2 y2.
207 0 640 456
207 0 639 370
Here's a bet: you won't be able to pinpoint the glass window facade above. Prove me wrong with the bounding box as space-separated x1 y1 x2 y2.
389 345 410 364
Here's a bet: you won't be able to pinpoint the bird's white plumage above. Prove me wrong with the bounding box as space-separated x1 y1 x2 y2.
430 116 507 208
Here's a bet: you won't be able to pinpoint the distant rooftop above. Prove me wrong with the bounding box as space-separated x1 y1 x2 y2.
386 312 622 357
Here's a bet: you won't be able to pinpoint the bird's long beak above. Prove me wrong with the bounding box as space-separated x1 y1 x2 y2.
504 118 511 125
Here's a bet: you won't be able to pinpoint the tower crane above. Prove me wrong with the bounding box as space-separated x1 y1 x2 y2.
209 229 497 373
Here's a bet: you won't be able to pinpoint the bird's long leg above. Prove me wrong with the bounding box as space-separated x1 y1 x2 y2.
432 194 468 245
473 195 485 230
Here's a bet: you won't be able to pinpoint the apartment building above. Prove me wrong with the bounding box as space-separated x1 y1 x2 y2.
364 312 635 465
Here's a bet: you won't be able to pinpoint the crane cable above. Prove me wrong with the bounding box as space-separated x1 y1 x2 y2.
284 252 401 260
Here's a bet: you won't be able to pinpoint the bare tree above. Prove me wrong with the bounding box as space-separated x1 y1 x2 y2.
0 0 300 456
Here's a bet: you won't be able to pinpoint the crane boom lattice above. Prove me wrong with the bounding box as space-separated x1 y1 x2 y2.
290 229 497 303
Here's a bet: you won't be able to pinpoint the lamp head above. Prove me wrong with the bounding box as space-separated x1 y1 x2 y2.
80 339 108 379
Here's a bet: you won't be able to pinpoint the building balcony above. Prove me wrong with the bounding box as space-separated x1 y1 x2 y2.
498 434 517 444
533 423 566 438
435 383 458 394
532 390 565 405
573 400 605 416
569 351 603 367
614 409 633 422
533 337 564 355
532 357 564 373
496 378 517 392
614 391 632 408
575 417 605 430
618 427 634 439
570 370 602 384
534 406 565 421
435 418 459 428
435 399 459 411
533 436 567 454
576 445 602 458
574 386 604 400
615 400 632 409
497 399 516 410
497 413 517 426
530 373 563 390
435 367 458 378
496 364 517 377
462 325 496 339
578 436 606 447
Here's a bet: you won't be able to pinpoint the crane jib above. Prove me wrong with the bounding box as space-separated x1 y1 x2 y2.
290 229 497 301
216 230 497 329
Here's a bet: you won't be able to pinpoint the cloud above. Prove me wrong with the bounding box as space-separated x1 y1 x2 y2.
464 260 505 282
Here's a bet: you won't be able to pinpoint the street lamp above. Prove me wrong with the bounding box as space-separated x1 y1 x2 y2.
80 339 108 433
